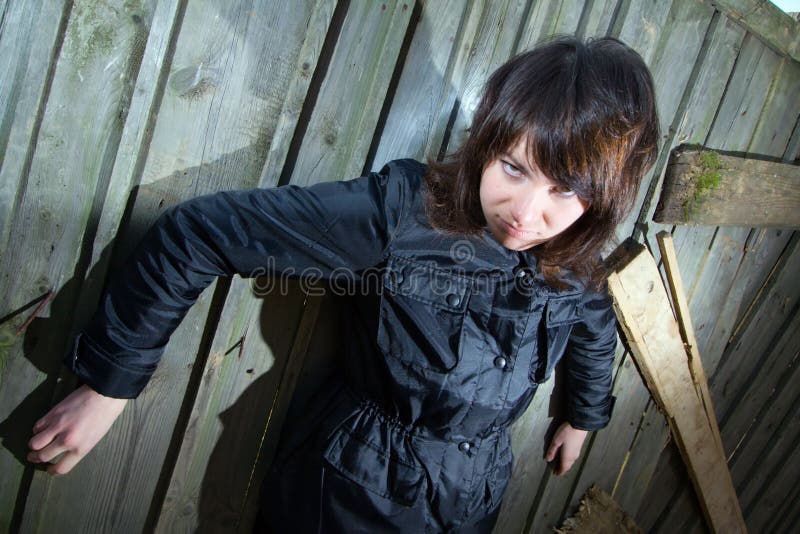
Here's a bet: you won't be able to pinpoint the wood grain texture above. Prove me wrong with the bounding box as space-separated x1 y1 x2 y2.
370 0 473 167
0 0 68 259
1 1 156 530
607 239 746 534
290 0 413 186
714 0 800 61
442 0 530 154
638 34 798 530
626 20 789 529
654 148 800 227
153 279 310 533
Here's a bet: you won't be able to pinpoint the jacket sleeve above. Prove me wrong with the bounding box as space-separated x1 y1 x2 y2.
66 160 417 399
563 285 618 431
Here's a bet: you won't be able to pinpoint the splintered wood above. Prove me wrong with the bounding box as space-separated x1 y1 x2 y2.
606 239 747 534
557 486 641 534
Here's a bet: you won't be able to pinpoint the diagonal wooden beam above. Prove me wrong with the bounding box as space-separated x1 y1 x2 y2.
606 239 747 534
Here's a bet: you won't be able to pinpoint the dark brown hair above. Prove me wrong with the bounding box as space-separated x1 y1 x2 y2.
425 35 660 287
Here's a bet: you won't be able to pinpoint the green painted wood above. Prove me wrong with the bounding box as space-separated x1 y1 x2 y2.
0 1 157 531
371 0 473 167
714 0 800 61
290 0 413 187
0 0 68 261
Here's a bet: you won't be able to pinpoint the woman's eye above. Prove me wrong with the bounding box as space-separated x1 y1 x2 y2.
552 185 577 198
502 161 523 177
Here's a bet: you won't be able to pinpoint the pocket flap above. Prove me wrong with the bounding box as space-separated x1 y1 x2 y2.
545 294 583 326
323 426 424 507
383 256 471 312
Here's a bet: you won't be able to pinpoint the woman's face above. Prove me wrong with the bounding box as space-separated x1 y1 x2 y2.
479 140 589 251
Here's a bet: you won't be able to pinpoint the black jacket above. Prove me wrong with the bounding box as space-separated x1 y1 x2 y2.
67 159 616 532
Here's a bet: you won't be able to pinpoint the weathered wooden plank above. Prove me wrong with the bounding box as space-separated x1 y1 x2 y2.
525 344 629 534
612 0 676 66
18 1 334 532
739 391 800 531
290 0 413 186
577 0 621 38
711 234 800 447
0 0 156 531
765 475 800 534
628 29 786 529
714 0 800 62
516 0 586 52
0 0 69 526
370 0 473 167
152 2 338 532
727 312 800 496
153 280 310 533
0 0 68 260
443 0 529 154
653 148 800 227
616 0 714 241
494 372 558 534
657 232 725 456
560 0 715 522
705 34 784 150
613 13 747 521
607 239 746 534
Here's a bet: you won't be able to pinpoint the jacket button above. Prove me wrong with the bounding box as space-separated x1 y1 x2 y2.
446 293 461 307
458 441 472 453
494 356 507 369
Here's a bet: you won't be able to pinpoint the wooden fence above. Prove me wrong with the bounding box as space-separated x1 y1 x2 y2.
1 0 798 532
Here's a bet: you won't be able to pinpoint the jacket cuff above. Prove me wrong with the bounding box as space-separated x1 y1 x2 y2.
63 332 154 399
567 395 616 431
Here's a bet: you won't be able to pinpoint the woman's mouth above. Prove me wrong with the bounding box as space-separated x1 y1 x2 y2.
498 218 533 239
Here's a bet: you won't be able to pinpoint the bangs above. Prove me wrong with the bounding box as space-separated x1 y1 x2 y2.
483 39 651 210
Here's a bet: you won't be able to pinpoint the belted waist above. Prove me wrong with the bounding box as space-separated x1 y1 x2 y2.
339 385 507 443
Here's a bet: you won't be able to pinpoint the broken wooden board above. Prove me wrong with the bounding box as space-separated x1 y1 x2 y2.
556 485 641 534
653 146 800 228
656 231 726 459
606 239 747 534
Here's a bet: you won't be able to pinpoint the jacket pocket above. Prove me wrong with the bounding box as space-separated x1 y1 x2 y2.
377 255 471 372
322 425 424 506
532 294 583 383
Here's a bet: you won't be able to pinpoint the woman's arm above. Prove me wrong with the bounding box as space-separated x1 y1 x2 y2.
29 160 418 474
545 286 617 474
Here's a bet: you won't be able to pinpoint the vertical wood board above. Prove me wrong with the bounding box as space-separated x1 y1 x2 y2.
290 0 413 186
1 0 155 530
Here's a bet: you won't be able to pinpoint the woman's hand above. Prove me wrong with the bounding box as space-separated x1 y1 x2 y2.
28 384 128 475
545 421 588 475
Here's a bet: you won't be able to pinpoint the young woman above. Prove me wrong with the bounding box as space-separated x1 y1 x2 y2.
28 36 659 532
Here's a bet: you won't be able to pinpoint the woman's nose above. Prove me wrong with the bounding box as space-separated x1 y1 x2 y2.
510 188 545 225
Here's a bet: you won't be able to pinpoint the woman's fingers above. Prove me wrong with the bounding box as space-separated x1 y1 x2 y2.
28 420 61 453
47 450 83 476
27 436 69 464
